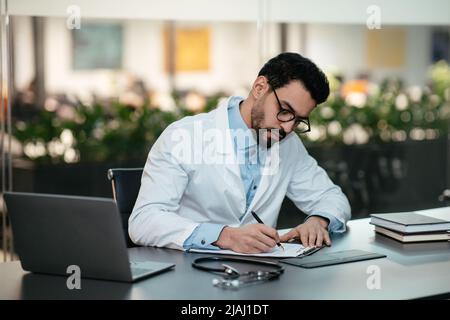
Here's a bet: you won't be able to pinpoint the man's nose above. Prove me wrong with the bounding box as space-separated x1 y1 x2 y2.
280 121 295 134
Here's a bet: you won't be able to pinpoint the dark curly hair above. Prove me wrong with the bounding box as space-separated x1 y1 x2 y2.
258 52 330 105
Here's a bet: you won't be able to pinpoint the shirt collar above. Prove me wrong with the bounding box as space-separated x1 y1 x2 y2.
227 96 257 150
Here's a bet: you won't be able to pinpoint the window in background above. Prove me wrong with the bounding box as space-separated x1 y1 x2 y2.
72 23 123 70
431 28 450 63
164 26 211 72
366 27 406 68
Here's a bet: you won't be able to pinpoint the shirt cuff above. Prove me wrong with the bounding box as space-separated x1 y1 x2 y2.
304 212 345 233
183 222 226 250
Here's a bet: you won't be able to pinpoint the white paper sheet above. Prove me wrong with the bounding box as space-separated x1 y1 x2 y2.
188 242 309 258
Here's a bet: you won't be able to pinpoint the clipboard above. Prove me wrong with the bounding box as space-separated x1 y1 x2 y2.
189 242 313 258
280 249 387 268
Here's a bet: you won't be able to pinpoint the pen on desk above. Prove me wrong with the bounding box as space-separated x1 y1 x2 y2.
251 211 285 251
301 245 324 256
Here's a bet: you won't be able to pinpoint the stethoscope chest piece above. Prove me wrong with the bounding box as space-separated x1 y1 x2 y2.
192 256 284 289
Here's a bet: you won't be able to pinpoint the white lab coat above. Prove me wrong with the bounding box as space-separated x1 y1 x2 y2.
129 97 351 250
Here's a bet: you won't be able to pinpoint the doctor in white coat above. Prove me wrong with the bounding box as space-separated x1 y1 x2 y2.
129 52 351 253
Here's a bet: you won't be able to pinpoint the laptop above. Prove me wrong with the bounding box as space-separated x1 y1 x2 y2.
4 192 175 282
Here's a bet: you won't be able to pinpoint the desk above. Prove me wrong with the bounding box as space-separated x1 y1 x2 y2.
0 218 449 300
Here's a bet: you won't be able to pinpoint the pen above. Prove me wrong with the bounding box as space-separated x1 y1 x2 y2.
251 211 285 251
300 245 324 257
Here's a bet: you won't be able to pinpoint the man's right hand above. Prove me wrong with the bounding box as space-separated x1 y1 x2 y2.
214 224 281 254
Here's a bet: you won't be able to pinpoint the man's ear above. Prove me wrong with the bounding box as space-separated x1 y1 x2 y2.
252 76 269 99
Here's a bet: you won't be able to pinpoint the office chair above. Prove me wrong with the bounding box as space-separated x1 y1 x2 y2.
107 168 144 247
439 189 450 206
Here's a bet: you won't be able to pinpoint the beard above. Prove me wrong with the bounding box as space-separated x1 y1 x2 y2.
250 99 287 148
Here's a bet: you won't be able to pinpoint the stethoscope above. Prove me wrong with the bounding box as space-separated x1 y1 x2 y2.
192 256 284 289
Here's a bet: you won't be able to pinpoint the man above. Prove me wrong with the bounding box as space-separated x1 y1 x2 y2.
129 52 351 253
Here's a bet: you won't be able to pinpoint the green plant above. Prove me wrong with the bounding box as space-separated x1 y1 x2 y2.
14 99 182 164
13 61 450 164
303 62 450 146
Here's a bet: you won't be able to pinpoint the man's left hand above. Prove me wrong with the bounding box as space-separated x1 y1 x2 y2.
279 216 331 247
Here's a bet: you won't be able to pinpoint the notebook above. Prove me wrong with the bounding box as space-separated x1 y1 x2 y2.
374 226 450 243
370 206 450 233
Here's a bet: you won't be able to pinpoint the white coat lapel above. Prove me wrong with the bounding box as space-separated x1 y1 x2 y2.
213 98 246 214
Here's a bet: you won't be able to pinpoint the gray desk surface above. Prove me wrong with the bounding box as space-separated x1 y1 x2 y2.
0 218 449 300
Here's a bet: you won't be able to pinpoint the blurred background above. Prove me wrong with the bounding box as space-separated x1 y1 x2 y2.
1 0 450 260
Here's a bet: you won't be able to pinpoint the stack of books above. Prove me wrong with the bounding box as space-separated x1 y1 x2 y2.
370 207 450 243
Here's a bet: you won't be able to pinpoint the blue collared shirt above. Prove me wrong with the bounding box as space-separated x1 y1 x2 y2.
183 97 343 250
227 96 267 215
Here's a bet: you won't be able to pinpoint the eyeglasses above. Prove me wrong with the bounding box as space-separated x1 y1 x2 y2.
271 85 311 134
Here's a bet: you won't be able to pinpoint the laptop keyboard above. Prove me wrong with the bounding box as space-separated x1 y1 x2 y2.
130 261 158 277
129 260 174 279
131 267 155 276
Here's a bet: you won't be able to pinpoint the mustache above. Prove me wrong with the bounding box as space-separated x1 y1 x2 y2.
264 128 287 140
255 128 287 145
